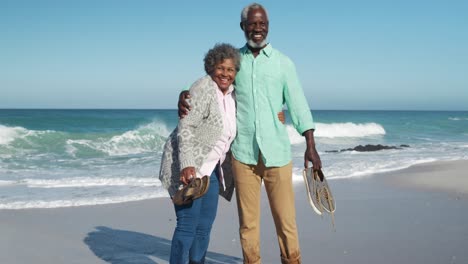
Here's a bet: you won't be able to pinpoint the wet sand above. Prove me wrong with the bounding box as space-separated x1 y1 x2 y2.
1 160 468 264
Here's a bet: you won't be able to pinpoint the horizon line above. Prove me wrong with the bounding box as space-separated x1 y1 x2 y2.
1 108 467 112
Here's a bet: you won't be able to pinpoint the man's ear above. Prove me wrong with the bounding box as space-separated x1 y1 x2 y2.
240 22 244 31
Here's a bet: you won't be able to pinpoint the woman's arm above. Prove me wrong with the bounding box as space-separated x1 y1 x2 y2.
177 79 211 176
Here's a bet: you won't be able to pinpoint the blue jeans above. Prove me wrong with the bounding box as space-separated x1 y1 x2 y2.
170 168 220 264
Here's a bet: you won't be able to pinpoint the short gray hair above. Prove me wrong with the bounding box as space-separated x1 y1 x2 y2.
204 43 241 75
240 3 269 23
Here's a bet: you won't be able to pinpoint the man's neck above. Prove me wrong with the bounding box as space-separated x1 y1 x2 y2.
247 44 266 58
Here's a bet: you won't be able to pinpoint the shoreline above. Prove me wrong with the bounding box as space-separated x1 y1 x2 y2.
1 159 468 263
2 158 467 211
384 159 468 196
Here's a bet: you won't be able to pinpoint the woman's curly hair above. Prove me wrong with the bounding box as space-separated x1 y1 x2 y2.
204 43 241 75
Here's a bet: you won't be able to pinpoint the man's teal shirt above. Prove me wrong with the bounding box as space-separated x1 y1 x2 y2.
231 44 315 167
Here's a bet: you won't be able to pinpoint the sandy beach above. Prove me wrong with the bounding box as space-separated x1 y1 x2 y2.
1 160 468 264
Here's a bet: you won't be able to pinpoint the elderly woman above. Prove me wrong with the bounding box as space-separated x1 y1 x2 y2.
159 43 240 264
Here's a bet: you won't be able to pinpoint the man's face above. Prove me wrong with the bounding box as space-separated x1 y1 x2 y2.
242 8 269 49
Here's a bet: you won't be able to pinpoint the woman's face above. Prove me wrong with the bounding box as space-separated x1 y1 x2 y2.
211 58 236 93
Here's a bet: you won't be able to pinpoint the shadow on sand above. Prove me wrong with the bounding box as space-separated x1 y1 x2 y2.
84 226 242 264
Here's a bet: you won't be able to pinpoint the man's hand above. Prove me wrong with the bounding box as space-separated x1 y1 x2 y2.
180 166 196 185
302 129 322 170
304 146 322 171
277 111 285 124
178 91 191 118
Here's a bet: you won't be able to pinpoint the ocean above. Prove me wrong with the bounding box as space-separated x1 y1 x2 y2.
1 109 467 209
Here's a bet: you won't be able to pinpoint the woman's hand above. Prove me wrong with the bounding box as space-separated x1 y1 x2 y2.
180 167 196 185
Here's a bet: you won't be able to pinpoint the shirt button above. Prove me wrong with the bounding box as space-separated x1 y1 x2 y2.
253 74 256 78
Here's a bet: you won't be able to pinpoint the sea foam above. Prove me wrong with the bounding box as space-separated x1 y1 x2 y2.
22 177 161 188
287 122 386 144
2 110 467 210
0 125 27 145
0 191 168 210
0 121 171 158
66 121 170 156
449 117 468 121
315 122 385 138
0 180 16 186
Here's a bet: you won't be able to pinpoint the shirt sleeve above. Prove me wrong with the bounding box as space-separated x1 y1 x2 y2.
182 84 190 91
282 57 315 134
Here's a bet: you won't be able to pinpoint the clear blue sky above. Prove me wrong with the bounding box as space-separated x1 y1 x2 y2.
1 0 467 110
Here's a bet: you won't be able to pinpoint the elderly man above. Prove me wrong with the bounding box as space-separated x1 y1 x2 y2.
179 3 321 263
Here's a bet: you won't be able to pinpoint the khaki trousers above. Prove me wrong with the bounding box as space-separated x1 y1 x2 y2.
232 155 301 264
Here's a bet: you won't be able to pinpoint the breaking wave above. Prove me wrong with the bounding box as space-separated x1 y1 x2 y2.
287 122 386 144
0 122 171 157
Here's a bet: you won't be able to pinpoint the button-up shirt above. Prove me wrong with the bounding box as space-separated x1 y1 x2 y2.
231 44 315 167
198 84 236 189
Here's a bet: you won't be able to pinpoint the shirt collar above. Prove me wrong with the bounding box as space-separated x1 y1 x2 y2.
240 43 273 57
215 84 234 97
223 84 234 95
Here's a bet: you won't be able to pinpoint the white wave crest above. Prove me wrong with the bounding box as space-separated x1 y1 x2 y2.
286 122 385 144
22 177 161 188
0 125 27 145
449 117 468 121
67 122 171 156
315 122 385 138
0 124 59 149
286 126 306 144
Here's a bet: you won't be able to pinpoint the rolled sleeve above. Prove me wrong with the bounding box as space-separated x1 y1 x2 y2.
282 58 315 135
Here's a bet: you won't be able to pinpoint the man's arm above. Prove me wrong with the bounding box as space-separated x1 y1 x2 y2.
280 57 321 169
178 90 286 123
303 129 322 170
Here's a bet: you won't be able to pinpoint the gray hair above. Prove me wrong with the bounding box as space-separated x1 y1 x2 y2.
204 43 241 75
240 3 269 23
